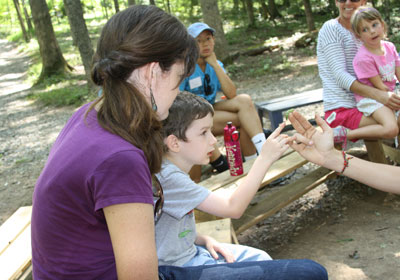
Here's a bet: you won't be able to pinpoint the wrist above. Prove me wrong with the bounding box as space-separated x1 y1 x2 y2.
322 150 343 173
256 154 274 168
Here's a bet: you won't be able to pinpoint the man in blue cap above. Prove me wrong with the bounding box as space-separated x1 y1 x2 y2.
180 22 269 181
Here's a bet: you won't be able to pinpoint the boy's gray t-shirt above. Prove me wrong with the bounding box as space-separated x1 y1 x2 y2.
155 160 211 266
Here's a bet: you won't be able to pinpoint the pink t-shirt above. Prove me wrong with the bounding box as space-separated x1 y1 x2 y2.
353 40 400 102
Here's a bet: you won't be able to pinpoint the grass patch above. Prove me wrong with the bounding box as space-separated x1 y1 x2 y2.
30 84 90 107
28 74 91 107
15 157 32 165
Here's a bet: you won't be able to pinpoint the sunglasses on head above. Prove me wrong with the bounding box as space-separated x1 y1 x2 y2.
152 176 164 222
204 74 212 96
337 0 361 2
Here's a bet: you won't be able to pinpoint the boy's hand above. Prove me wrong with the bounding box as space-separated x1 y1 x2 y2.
203 236 235 263
204 52 219 68
259 123 292 163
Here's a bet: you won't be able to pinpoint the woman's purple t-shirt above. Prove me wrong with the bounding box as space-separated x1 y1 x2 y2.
31 103 153 279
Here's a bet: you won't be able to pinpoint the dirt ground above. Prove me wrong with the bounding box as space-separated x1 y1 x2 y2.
1 38 400 279
271 191 400 279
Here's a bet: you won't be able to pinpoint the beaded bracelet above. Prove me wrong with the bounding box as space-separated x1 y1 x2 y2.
337 150 353 175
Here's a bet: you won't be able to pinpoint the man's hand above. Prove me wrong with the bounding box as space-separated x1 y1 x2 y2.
384 91 400 111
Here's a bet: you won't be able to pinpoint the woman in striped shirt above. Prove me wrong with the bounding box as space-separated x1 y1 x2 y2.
317 0 400 149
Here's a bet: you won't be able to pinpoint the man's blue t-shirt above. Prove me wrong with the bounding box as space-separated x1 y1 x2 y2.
179 61 225 104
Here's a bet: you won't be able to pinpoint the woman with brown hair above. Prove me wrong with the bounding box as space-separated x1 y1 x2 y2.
31 5 197 279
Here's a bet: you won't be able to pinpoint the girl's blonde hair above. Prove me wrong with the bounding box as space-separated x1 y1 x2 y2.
351 6 387 37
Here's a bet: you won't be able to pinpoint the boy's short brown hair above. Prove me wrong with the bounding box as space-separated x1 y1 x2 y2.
162 91 214 143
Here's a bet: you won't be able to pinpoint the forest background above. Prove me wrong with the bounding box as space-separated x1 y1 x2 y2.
1 0 400 108
2 1 400 279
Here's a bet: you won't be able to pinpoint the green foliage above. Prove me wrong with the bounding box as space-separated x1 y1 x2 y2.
28 75 91 107
17 11 105 107
7 28 35 42
3 0 398 109
15 157 32 165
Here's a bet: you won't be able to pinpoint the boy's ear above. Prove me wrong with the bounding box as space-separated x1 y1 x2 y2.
164 134 180 153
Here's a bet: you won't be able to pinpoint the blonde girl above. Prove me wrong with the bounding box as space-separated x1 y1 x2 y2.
351 6 400 142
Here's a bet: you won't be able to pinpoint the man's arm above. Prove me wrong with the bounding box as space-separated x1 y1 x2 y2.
205 53 236 99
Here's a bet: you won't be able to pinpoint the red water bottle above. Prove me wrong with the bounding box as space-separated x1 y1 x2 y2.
224 122 243 176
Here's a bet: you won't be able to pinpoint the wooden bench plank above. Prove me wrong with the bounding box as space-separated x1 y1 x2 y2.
0 206 32 255
196 218 235 244
195 152 308 223
256 88 322 108
213 151 308 195
256 88 322 130
0 224 32 280
364 140 388 164
201 149 295 192
263 89 323 112
382 142 400 163
232 167 336 234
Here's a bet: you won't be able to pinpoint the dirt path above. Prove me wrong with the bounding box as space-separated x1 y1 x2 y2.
0 39 75 224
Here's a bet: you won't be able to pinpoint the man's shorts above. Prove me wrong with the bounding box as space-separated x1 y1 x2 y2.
324 107 363 130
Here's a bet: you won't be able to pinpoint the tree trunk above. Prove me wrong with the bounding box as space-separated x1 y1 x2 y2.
382 0 391 34
189 0 197 20
327 0 337 16
240 0 246 13
13 0 30 42
127 0 135 6
303 0 315 31
29 0 71 82
166 0 171 13
200 0 228 60
113 0 119 13
149 0 156 5
63 0 95 88
267 0 280 20
233 0 239 13
258 0 268 20
283 0 290 8
101 0 109 18
21 0 33 30
245 0 255 27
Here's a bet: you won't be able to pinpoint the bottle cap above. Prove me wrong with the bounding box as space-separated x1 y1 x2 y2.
231 131 240 141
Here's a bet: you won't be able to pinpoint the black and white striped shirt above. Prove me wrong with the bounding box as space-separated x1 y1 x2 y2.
317 19 362 112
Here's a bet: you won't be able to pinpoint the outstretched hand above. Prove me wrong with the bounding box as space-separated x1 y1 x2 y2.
288 111 334 167
260 123 293 163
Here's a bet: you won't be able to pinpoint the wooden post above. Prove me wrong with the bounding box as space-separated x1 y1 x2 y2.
364 140 388 164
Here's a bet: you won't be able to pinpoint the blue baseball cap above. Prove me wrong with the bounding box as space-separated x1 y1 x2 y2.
187 22 215 38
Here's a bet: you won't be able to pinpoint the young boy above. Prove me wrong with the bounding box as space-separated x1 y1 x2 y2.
155 92 292 267
180 22 269 180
